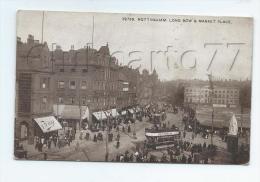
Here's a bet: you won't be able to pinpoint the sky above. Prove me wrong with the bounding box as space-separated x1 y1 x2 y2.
17 10 253 81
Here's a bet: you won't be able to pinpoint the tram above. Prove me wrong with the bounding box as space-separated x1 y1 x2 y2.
145 128 181 150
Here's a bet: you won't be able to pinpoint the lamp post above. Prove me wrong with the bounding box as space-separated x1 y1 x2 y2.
207 73 214 145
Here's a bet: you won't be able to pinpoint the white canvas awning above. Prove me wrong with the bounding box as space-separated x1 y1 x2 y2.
121 110 127 115
34 116 62 133
92 111 107 120
134 107 142 112
105 108 119 118
128 108 134 114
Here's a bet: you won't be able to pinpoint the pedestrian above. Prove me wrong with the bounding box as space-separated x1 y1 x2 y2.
188 155 192 163
42 143 48 160
53 135 57 147
128 125 131 133
116 133 120 141
122 126 125 132
116 141 120 148
93 134 97 142
75 142 80 151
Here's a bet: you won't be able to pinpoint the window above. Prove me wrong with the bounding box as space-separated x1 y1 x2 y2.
81 81 87 89
41 78 49 89
42 96 47 103
82 69 88 73
60 69 64 72
69 81 76 89
70 97 75 104
58 97 63 103
82 97 86 105
71 68 76 72
58 81 65 89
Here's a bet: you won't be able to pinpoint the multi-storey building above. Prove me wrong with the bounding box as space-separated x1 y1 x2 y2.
16 35 56 144
52 44 119 127
212 86 240 107
117 66 138 109
184 84 240 107
137 69 159 106
15 35 162 141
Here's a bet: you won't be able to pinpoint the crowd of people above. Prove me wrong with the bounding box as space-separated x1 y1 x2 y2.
111 139 216 164
34 128 76 152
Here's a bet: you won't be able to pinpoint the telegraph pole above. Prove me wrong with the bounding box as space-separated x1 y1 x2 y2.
208 73 214 145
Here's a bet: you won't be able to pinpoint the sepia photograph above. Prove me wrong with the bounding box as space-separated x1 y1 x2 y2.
15 10 252 164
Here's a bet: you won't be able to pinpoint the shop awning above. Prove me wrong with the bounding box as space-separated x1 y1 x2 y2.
92 111 107 120
135 107 142 112
121 110 127 115
34 116 62 133
128 108 134 114
105 108 119 118
53 104 89 120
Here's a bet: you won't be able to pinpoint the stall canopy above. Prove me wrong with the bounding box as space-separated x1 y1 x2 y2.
92 111 107 120
34 116 62 133
53 104 89 120
104 108 119 118
128 108 134 114
135 107 142 112
121 110 127 115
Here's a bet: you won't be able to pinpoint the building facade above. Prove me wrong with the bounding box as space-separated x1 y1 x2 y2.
15 35 162 141
53 44 119 126
16 35 55 144
184 84 240 107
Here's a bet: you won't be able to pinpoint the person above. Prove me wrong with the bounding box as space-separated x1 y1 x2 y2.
85 132 90 141
122 126 125 132
48 137 52 149
116 133 120 141
105 153 108 162
75 142 80 151
116 154 120 162
128 125 131 133
79 130 83 140
188 155 192 163
42 143 48 160
57 138 61 149
129 153 134 162
53 135 58 147
116 140 120 148
204 157 208 164
93 134 97 142
181 154 187 163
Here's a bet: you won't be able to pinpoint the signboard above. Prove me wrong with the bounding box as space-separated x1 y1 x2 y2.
34 116 62 133
213 104 227 108
145 131 180 137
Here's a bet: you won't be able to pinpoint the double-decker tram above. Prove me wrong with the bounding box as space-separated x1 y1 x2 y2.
145 127 181 150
